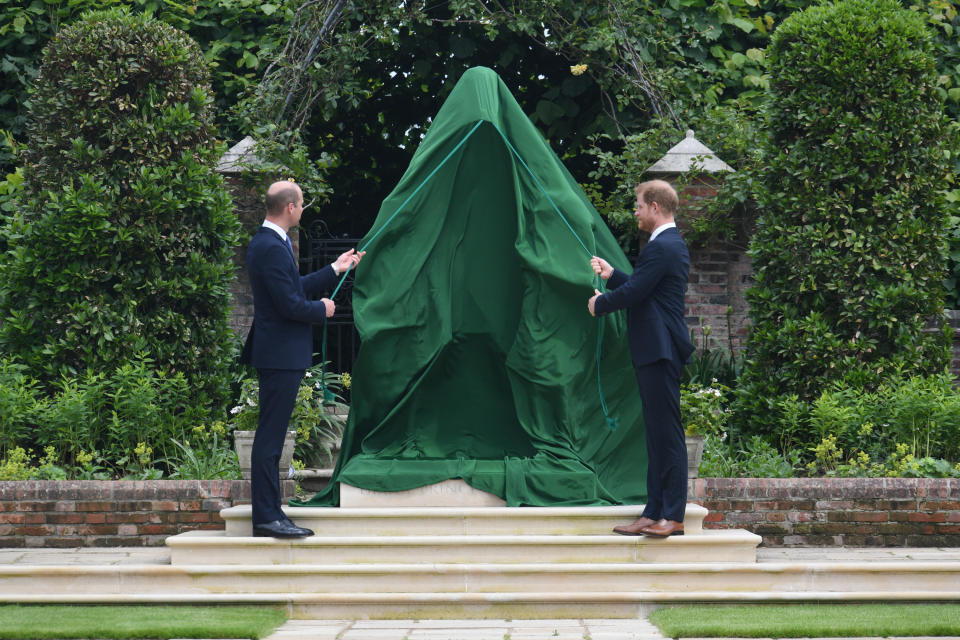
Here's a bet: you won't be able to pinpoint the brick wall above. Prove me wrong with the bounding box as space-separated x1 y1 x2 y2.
0 480 287 548
691 478 960 547
686 241 752 355
2 478 957 548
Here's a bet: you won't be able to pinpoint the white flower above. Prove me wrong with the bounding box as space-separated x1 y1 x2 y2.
305 372 312 378
246 397 256 407
230 405 242 415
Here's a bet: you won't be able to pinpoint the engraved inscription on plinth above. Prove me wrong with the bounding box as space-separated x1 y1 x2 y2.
340 479 507 507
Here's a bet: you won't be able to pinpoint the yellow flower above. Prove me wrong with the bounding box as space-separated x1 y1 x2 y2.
570 64 587 76
340 372 352 390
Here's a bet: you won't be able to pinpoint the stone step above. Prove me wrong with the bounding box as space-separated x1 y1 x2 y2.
4 560 959 604
166 528 761 565
219 504 708 538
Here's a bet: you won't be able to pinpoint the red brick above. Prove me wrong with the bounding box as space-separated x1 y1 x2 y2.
853 512 889 523
107 512 148 524
46 513 84 525
0 514 25 525
77 501 114 512
137 524 173 535
175 512 210 524
18 526 55 536
909 512 947 523
84 513 106 524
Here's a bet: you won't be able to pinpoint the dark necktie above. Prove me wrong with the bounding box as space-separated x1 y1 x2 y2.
284 236 296 266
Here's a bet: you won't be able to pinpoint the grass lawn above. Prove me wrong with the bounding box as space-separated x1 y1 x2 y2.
0 605 286 639
649 603 960 638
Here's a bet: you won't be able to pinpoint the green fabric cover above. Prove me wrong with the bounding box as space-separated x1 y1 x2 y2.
294 66 647 507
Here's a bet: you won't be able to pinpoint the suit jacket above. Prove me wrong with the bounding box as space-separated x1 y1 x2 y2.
241 226 338 370
594 227 694 368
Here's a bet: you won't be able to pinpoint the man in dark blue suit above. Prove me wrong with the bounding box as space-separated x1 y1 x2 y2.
241 180 363 538
588 179 694 538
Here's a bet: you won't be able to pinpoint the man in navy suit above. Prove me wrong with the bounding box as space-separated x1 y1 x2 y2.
241 180 363 538
588 179 694 538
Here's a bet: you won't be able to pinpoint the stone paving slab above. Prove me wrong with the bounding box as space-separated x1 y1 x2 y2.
261 618 668 640
6 545 960 565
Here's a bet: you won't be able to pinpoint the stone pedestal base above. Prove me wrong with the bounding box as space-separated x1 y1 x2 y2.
340 479 506 507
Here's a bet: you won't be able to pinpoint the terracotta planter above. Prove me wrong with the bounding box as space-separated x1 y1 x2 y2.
685 434 705 479
233 430 296 480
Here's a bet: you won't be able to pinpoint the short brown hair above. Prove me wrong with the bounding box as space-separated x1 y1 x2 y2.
636 179 679 216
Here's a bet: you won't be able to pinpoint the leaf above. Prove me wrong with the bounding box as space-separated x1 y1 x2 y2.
729 17 755 33
260 4 278 15
535 99 565 125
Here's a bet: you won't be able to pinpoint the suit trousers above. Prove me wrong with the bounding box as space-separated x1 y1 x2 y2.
635 357 687 522
252 368 304 525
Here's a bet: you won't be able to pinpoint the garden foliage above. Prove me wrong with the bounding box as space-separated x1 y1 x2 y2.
736 0 959 435
0 9 239 412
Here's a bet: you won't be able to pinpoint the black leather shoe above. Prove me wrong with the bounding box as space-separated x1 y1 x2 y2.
281 515 315 536
252 519 314 538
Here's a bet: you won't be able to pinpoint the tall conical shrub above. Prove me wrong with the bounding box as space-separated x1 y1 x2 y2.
0 8 239 411
736 0 957 434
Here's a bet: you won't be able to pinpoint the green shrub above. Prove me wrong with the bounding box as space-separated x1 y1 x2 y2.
0 9 239 412
166 421 240 480
735 0 958 437
0 358 41 457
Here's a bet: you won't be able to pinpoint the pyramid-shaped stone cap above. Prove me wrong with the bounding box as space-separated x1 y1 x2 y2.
645 130 734 174
216 135 264 174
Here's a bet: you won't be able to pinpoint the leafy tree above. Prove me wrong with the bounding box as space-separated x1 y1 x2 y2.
0 8 239 411
0 0 286 175
734 0 958 436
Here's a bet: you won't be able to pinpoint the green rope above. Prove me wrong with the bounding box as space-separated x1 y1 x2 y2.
490 123 618 431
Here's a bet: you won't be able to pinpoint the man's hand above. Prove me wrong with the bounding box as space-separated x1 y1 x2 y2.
332 248 366 275
322 298 335 318
590 256 613 280
587 289 601 317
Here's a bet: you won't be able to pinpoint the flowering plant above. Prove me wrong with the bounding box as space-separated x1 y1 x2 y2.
680 380 729 438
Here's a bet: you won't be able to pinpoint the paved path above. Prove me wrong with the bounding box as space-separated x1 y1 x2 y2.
4 546 960 639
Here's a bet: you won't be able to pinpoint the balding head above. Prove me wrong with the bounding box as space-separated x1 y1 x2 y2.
265 180 302 216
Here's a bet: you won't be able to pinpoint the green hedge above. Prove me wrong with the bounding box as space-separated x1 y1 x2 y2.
0 9 239 411
735 0 958 436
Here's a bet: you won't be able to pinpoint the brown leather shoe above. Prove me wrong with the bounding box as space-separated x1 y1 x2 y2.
639 519 684 538
612 516 658 536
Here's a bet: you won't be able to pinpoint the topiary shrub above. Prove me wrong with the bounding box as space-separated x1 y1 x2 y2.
734 0 958 436
0 8 239 412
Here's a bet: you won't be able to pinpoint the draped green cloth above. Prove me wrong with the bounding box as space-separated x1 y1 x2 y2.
294 66 647 507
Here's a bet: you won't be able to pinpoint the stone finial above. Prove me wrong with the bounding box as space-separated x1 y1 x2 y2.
216 136 264 174
645 130 734 175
